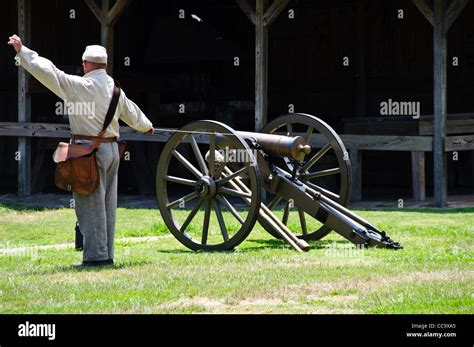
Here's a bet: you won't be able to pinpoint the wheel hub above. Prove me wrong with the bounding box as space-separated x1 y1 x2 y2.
195 176 217 199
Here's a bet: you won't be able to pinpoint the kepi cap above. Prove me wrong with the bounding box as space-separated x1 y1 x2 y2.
82 45 108 64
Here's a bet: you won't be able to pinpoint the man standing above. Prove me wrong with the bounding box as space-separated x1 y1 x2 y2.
8 34 154 267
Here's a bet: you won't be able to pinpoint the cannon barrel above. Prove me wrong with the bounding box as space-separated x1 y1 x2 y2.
217 131 311 161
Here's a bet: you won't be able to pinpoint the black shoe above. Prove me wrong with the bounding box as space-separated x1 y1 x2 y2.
73 259 114 268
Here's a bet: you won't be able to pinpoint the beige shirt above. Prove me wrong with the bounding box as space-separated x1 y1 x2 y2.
16 46 153 138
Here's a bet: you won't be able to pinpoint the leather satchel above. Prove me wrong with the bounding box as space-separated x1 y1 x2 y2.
53 81 121 195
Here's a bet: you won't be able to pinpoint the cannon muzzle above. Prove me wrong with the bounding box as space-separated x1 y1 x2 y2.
217 131 311 161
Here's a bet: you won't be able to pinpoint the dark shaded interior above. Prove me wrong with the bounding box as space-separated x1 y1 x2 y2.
1 0 473 198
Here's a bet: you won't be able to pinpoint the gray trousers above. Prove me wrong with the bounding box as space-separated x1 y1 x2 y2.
73 142 119 262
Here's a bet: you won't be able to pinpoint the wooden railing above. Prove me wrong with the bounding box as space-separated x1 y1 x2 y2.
2 121 474 201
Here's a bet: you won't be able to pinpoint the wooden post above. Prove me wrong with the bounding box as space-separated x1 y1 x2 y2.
17 0 31 197
349 149 362 202
411 151 426 201
432 0 448 207
100 0 113 75
355 0 367 117
100 0 110 53
237 0 289 131
255 0 268 131
85 0 131 76
413 0 468 207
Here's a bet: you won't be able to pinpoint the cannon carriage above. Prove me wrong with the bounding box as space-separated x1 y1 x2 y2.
156 113 402 252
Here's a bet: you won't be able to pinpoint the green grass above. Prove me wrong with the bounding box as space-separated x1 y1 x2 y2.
0 203 473 314
0 204 169 246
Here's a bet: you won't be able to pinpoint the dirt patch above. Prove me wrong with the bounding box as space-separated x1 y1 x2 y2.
149 270 472 313
291 270 474 298
143 295 360 314
0 209 70 223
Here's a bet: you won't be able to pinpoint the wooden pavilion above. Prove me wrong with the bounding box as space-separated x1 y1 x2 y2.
0 0 473 206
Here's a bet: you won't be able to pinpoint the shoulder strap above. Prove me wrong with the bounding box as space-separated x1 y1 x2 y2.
98 80 121 137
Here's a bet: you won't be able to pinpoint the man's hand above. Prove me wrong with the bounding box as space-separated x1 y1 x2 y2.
145 127 155 135
7 34 23 53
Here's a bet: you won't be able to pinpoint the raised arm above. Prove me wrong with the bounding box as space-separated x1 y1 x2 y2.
8 34 86 100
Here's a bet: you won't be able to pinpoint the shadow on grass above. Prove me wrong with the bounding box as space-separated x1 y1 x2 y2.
36 260 154 274
154 238 352 254
0 202 53 212
233 238 350 252
155 249 198 254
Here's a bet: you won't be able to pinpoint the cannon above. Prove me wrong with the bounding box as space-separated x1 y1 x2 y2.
156 113 402 252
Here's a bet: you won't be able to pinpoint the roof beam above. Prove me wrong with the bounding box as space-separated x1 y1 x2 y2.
412 0 434 26
444 0 469 32
236 0 256 24
85 0 131 26
263 0 289 27
84 0 132 75
107 0 131 26
85 0 101 22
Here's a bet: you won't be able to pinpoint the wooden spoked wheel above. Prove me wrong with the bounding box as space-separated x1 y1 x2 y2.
260 113 351 241
156 120 261 251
